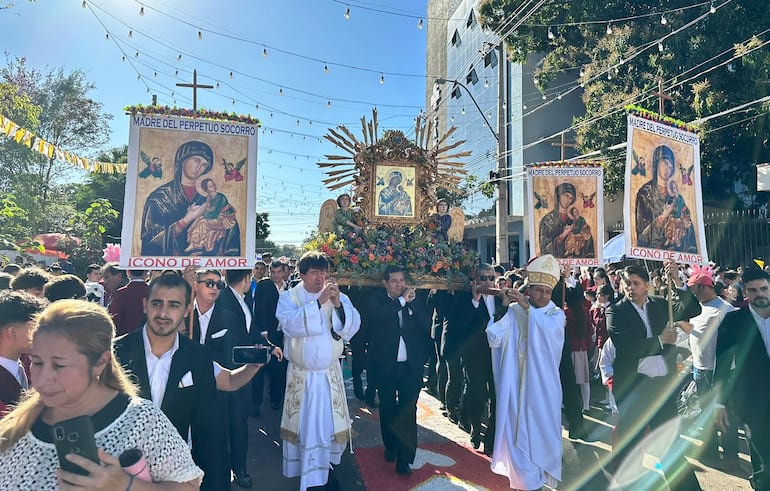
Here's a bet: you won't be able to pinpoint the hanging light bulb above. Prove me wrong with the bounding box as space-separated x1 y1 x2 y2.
137 74 141 80
660 14 667 25
82 0 86 7
324 64 329 73
709 2 716 13
606 23 613 35
174 70 178 76
542 93 547 100
177 54 182 61
255 104 259 111
344 7 350 19
279 88 283 96
484 79 489 88
327 100 332 108
450 115 455 122
461 107 465 115
557 93 563 100
121 55 126 62
197 31 203 40
608 72 612 80
296 119 300 126
380 74 384 84
547 27 555 40
128 30 133 38
146 88 150 93
216 82 220 89
263 48 268 57
658 41 664 52
232 100 236 105
269 113 273 118
171 91 174 97
229 71 233 79
139 6 144 16
579 67 585 77
417 19 423 29
105 33 109 40
134 51 139 58
153 71 157 77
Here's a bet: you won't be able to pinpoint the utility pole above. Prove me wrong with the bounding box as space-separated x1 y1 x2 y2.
495 42 509 266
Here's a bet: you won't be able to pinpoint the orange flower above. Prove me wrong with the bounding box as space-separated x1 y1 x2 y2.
368 253 376 261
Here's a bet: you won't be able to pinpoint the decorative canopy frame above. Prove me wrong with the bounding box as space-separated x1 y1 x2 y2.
318 109 470 227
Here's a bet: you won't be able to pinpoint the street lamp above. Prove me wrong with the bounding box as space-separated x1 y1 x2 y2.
434 78 498 141
434 46 509 266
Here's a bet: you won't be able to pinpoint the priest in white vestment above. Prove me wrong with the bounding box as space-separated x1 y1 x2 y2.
486 254 566 490
276 251 361 491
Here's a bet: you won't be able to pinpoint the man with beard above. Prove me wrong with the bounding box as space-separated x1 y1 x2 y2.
715 267 770 490
114 273 228 491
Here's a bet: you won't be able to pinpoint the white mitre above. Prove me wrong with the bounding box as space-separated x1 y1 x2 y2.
526 254 560 289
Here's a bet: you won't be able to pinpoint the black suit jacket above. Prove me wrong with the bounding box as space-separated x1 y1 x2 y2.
113 329 228 491
367 290 431 383
190 303 242 370
216 286 254 347
253 278 282 346
715 307 770 431
606 288 701 400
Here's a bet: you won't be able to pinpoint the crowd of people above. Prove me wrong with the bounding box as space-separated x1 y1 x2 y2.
0 251 769 491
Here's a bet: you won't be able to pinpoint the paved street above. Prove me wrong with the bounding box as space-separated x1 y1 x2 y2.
239 368 754 490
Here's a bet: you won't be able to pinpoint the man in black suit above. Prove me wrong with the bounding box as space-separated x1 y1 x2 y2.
715 267 770 490
252 260 289 413
113 273 229 491
217 269 255 488
368 265 431 475
606 262 702 490
461 264 500 454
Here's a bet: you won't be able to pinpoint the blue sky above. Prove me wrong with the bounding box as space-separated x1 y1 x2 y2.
0 0 430 246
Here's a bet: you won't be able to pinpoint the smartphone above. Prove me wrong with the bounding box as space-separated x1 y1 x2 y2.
232 345 269 365
52 415 99 476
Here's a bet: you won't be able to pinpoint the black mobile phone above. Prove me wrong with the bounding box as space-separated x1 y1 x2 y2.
232 345 269 365
51 415 99 476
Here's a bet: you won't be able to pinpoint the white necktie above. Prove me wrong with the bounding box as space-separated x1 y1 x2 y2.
17 363 28 390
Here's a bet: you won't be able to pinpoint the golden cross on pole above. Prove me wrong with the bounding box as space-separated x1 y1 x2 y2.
175 69 214 111
652 79 673 116
550 132 577 161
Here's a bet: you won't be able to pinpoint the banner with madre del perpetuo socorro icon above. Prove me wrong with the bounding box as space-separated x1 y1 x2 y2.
624 111 708 265
527 163 604 267
120 112 258 270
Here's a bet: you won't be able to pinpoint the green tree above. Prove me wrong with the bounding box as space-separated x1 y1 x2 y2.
479 0 770 206
73 146 128 243
0 57 112 232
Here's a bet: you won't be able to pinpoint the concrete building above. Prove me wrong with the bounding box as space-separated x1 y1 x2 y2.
426 0 621 267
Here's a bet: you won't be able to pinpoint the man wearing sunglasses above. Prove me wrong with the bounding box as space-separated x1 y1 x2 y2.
461 264 501 454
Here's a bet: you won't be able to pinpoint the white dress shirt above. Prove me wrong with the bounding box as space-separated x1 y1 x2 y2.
142 326 179 408
194 300 213 344
749 304 770 358
629 299 667 378
229 285 252 333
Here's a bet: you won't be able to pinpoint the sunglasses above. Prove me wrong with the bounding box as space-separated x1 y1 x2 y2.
197 279 225 290
478 275 496 282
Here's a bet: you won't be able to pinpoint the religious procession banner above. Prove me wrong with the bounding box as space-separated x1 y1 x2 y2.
527 163 604 267
624 109 708 265
120 112 258 270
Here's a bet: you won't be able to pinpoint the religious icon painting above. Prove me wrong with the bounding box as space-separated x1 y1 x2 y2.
374 164 416 219
624 112 708 265
526 163 604 268
121 113 258 270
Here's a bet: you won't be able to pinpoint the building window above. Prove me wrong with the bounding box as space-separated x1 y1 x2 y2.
451 86 462 99
484 50 498 69
466 9 476 28
466 68 478 85
451 29 461 47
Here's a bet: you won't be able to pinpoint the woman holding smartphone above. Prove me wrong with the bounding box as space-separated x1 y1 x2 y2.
0 300 202 490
